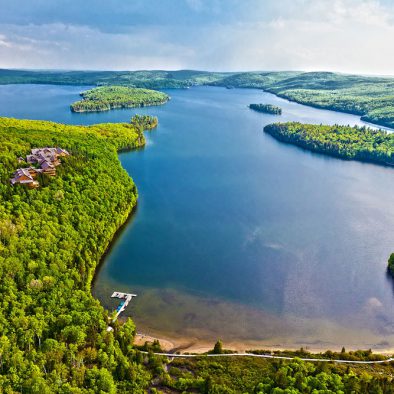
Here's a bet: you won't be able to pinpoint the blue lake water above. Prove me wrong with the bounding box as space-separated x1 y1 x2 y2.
1 84 394 350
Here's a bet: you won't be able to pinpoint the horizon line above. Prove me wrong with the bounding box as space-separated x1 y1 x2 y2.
1 68 394 78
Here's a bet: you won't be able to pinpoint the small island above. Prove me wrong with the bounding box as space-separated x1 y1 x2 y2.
70 85 169 112
249 103 282 115
131 114 158 130
264 122 394 166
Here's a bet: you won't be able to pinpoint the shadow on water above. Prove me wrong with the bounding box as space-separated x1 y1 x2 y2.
92 194 140 285
92 126 154 286
385 269 394 295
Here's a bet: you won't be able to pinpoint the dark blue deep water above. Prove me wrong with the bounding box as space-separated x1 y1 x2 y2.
1 84 394 349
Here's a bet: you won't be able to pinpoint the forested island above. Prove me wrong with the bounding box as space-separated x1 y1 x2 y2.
264 122 394 166
70 86 169 112
249 103 282 115
131 114 158 130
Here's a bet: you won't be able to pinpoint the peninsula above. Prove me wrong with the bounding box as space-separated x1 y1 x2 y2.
70 85 169 112
0 116 147 391
264 122 394 166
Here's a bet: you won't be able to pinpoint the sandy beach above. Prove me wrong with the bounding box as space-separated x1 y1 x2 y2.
134 331 394 355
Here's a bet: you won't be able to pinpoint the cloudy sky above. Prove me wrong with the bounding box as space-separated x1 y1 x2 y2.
0 0 393 74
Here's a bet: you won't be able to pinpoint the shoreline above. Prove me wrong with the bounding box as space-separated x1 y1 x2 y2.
134 331 394 356
71 99 169 113
264 123 394 168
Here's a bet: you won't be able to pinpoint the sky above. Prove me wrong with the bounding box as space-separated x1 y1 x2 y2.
0 0 393 74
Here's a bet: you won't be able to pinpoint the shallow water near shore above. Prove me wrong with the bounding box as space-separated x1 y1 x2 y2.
1 84 394 350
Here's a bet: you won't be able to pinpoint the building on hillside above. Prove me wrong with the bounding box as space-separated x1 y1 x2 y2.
27 147 69 168
10 147 70 188
10 168 39 189
40 160 56 176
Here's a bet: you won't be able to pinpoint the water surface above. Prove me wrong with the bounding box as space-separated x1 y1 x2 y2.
1 84 394 350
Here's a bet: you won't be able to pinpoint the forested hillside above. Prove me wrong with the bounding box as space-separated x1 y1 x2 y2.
0 69 231 89
0 117 159 392
214 72 394 128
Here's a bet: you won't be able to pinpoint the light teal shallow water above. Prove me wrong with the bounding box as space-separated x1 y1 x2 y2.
1 84 394 349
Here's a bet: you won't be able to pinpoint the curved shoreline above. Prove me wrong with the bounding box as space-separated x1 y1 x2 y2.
91 204 139 286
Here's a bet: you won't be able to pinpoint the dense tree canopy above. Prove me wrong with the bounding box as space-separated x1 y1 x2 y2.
0 69 231 89
157 355 394 393
130 114 158 130
264 122 394 166
0 117 160 392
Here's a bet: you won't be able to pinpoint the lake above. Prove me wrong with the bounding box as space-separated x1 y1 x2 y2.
1 84 394 351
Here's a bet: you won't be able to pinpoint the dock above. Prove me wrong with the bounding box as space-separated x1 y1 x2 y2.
111 291 137 320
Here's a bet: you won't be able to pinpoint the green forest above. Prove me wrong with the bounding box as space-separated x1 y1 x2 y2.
70 86 169 112
263 122 394 166
249 104 282 115
0 69 231 89
159 355 394 393
0 117 158 392
130 114 158 130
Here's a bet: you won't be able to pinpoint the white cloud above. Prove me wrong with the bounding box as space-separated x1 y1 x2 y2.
0 23 195 70
188 0 394 74
0 34 11 48
0 0 394 73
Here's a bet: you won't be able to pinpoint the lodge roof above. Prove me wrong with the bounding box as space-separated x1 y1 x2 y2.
10 147 70 188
